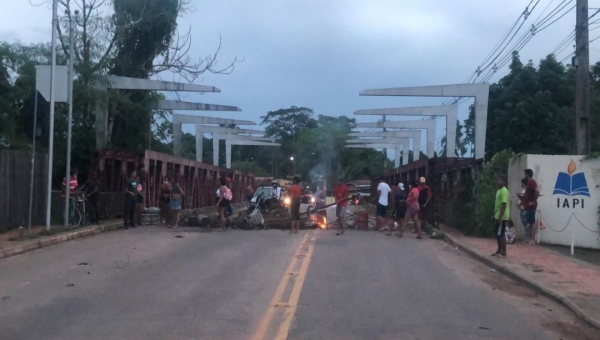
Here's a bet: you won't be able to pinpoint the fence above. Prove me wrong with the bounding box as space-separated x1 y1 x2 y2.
373 157 482 226
0 150 49 232
90 150 255 218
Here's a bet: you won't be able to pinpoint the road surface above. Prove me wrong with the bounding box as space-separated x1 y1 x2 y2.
0 226 597 339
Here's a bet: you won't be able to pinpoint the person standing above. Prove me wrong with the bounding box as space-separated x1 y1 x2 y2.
135 176 145 227
226 177 234 216
396 181 423 239
288 176 302 234
389 182 407 236
62 169 78 224
523 169 539 245
216 177 232 231
516 178 529 243
417 177 432 231
245 183 254 203
169 177 185 228
334 177 349 236
124 171 139 230
493 175 510 257
375 176 392 231
159 176 172 227
78 171 100 224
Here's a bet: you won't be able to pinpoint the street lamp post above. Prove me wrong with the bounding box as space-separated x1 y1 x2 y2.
290 156 295 176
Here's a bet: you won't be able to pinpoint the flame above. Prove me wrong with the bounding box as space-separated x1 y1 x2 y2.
320 217 327 229
567 159 577 175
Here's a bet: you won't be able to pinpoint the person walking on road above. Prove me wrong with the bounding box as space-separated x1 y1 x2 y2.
134 176 145 227
124 171 139 230
334 177 349 236
389 182 407 235
396 181 423 239
375 176 392 231
493 175 510 257
288 176 302 234
417 177 432 231
522 169 539 245
216 177 232 231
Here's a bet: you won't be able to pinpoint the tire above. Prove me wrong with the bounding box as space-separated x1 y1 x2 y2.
70 208 82 227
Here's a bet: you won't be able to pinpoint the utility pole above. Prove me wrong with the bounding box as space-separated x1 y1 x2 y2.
575 0 591 155
382 115 387 169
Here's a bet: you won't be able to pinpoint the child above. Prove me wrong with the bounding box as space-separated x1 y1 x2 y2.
505 220 516 244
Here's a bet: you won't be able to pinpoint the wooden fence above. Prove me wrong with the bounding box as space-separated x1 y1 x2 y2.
0 150 49 232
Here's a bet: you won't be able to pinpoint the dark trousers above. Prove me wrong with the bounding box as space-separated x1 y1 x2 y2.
124 199 136 227
88 200 100 223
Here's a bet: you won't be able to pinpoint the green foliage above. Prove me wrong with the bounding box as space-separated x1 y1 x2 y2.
468 150 512 237
231 161 269 176
484 53 576 159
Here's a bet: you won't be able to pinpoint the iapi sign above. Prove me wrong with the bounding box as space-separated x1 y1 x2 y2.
552 159 591 209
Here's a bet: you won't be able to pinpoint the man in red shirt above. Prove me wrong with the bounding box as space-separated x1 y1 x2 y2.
417 177 432 231
334 177 349 235
523 169 539 245
288 176 303 234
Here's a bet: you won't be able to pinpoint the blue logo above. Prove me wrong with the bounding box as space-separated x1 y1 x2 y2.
552 160 590 197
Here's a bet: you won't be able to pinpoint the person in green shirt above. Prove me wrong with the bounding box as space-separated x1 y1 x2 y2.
493 175 510 257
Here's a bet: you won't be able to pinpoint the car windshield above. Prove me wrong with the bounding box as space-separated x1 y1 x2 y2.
253 187 273 197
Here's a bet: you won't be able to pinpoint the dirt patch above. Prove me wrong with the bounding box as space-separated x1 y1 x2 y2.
543 321 598 340
477 268 540 299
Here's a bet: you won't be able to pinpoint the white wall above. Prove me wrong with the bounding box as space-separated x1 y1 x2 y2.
508 155 600 249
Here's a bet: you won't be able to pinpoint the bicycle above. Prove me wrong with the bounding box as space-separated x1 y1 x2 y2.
67 193 87 228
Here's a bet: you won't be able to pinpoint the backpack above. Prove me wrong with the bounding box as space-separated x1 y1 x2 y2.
418 187 429 206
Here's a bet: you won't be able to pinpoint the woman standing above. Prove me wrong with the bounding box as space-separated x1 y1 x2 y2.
159 176 172 227
396 181 423 239
169 177 185 228
216 177 232 231
135 176 145 227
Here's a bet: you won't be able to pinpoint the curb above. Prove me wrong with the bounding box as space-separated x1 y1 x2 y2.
0 222 122 260
434 229 600 331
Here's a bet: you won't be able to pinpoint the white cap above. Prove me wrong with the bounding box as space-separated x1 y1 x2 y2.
398 183 404 190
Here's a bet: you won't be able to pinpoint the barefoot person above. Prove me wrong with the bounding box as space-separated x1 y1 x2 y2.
334 176 348 236
396 181 423 239
493 175 510 257
288 176 302 234
216 177 232 231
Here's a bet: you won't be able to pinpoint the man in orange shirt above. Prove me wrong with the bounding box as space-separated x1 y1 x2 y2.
288 176 303 234
334 177 349 235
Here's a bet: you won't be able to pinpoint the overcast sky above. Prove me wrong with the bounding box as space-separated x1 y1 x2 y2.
1 0 597 153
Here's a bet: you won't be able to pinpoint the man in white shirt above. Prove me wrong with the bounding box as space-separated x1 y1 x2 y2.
375 176 392 231
272 181 282 199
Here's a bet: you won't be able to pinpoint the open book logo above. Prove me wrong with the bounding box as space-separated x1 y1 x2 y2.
552 160 590 197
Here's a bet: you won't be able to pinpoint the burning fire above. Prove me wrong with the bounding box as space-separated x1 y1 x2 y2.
310 214 328 229
320 217 327 229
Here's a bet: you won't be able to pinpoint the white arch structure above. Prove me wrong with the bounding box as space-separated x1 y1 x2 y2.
354 105 457 157
345 137 410 167
172 113 256 157
360 83 489 159
354 119 437 158
349 130 422 160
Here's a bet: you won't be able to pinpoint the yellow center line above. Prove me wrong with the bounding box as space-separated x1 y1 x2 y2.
251 231 314 340
274 234 315 340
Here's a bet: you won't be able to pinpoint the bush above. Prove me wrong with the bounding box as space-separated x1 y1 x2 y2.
469 150 512 237
448 150 512 237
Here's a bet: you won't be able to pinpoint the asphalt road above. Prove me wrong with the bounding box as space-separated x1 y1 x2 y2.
0 226 596 340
